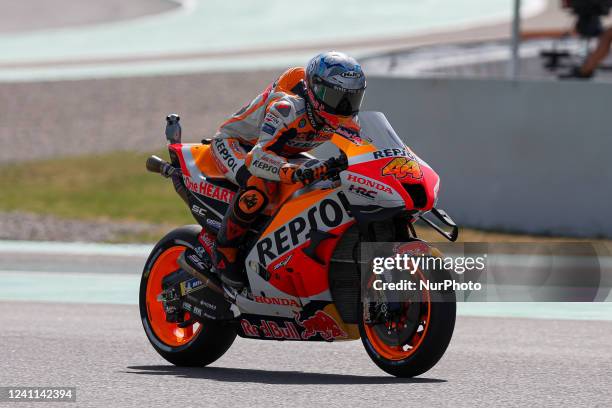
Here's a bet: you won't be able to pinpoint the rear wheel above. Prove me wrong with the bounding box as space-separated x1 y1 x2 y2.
360 268 456 377
139 225 236 366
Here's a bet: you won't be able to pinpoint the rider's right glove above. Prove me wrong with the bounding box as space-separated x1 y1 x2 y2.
292 159 328 185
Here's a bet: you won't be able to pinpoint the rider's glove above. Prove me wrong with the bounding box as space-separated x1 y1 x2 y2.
293 159 328 185
279 164 298 184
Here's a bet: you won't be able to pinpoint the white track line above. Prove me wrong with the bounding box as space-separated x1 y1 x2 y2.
0 240 152 257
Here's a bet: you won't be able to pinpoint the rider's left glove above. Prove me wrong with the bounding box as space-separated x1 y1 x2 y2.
293 159 328 185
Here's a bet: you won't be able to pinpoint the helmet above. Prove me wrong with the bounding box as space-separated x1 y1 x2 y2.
305 51 366 128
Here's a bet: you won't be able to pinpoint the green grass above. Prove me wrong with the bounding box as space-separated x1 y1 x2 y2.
3 150 609 245
0 150 193 225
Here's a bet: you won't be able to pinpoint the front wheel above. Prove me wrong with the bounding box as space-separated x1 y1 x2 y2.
359 267 456 377
139 225 236 366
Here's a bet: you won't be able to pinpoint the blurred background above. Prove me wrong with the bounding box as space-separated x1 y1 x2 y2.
1 0 611 243
1 1 612 405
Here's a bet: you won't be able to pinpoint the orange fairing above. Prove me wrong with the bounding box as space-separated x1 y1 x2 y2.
190 144 225 179
331 133 376 158
262 189 333 237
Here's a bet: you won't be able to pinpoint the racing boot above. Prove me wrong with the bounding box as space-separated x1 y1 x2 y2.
213 186 268 288
213 244 245 289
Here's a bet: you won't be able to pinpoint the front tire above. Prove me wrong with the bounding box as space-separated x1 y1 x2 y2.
139 225 236 367
359 266 456 377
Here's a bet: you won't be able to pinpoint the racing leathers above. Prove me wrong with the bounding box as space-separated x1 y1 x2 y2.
211 67 359 286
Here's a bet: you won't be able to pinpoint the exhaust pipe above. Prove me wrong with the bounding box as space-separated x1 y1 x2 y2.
176 252 224 296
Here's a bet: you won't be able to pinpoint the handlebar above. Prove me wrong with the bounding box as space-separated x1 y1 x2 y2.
323 151 348 179
293 152 349 185
147 151 346 184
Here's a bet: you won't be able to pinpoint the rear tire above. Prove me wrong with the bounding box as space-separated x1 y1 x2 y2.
139 225 236 367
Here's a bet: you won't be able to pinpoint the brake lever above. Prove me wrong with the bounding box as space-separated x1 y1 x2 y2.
323 152 348 180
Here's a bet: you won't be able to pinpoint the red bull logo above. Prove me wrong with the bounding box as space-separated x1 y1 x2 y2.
295 311 347 341
240 319 300 340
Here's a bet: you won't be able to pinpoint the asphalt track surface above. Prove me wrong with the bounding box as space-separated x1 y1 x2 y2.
1 245 611 407
1 302 611 407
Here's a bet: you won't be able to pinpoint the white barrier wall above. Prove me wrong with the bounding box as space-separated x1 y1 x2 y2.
362 76 612 237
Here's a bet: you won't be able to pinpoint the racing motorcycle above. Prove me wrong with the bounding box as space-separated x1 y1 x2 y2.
140 111 459 377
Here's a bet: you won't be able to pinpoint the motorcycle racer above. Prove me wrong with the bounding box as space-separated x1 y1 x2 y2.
211 51 367 288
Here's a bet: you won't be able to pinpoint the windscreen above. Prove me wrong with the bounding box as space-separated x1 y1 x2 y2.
359 111 408 152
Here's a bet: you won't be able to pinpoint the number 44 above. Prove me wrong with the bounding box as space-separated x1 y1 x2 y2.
382 157 423 180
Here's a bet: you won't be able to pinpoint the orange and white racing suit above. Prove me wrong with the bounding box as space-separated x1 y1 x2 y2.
210 67 359 277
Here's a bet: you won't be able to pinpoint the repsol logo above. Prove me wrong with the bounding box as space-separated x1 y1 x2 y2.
214 139 238 172
252 159 279 174
256 196 350 265
373 148 411 159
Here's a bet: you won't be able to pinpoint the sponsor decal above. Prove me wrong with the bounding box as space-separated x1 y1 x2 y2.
252 159 280 175
295 311 347 341
373 148 413 160
304 99 318 128
258 154 284 167
227 139 246 157
298 118 307 128
187 253 206 270
183 301 215 320
264 112 281 126
273 254 292 271
240 319 301 340
346 174 392 193
254 296 300 307
205 218 221 230
333 126 370 146
262 123 277 136
214 139 238 172
200 299 217 311
180 278 203 295
348 184 376 200
382 157 423 180
256 196 351 265
191 204 207 217
340 70 362 78
286 139 325 149
183 176 235 203
198 229 215 251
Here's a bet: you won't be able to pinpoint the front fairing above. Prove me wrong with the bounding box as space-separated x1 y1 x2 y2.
333 111 440 213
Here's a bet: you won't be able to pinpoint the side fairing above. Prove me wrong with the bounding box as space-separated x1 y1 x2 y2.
243 188 354 306
168 143 237 222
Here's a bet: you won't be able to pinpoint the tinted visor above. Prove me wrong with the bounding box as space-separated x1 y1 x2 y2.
312 83 365 116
